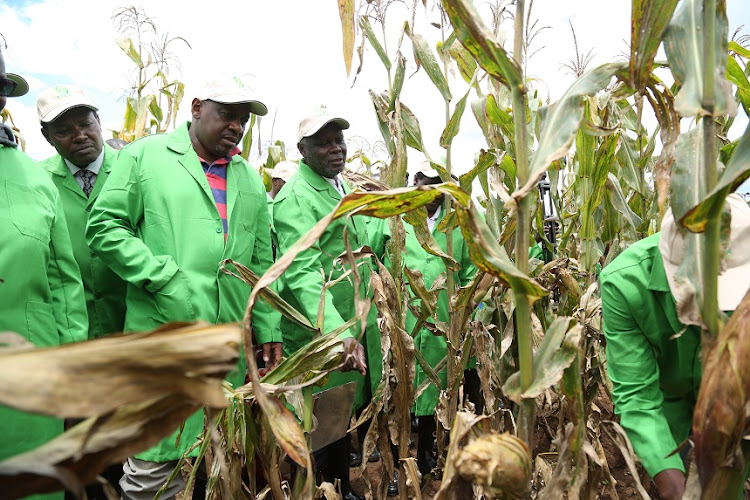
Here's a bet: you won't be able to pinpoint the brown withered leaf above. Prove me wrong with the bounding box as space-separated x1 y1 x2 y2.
0 322 240 417
692 291 750 499
0 395 199 499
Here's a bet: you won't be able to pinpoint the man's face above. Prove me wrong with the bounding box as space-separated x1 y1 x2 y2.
415 172 445 214
190 99 252 163
298 123 347 179
42 107 103 167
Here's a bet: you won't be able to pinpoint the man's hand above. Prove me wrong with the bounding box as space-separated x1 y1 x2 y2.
341 337 367 376
653 468 686 500
261 342 283 371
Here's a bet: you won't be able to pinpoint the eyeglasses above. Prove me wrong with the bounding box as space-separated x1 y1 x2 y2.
0 78 18 97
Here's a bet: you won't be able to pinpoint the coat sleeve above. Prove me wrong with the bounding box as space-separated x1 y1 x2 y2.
247 181 282 345
600 273 686 477
273 193 352 342
85 148 178 293
47 189 88 343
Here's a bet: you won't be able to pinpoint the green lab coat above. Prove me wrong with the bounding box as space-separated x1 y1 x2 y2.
402 213 476 416
39 143 127 339
0 143 88 500
272 161 373 409
86 122 281 462
600 233 701 477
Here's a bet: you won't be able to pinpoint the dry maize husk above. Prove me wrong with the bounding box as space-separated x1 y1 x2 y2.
454 432 532 498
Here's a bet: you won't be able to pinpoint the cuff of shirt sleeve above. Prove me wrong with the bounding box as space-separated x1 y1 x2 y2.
255 329 282 345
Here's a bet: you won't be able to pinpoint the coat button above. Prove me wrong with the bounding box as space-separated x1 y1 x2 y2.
90 251 97 258
216 227 222 233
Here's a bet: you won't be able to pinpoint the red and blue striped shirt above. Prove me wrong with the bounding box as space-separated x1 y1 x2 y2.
199 147 240 239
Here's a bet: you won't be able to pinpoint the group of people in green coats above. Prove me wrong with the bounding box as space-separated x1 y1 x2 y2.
0 45 473 500
3 40 750 500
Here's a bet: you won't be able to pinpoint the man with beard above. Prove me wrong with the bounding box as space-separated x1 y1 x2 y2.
86 77 282 499
272 106 369 500
0 45 88 500
37 85 127 341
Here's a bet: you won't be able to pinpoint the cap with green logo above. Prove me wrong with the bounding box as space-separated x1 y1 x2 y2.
37 85 98 124
195 76 267 116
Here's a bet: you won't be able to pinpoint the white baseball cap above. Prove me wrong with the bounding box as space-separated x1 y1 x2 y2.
660 193 750 311
195 76 268 116
270 160 298 182
37 85 98 124
297 106 349 142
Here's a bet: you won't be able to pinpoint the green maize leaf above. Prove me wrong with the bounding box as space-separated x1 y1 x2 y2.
503 317 582 403
121 97 138 140
663 0 736 117
337 0 355 76
726 55 750 117
616 134 648 196
440 87 471 148
616 99 640 132
256 331 346 387
410 31 452 102
446 38 478 85
360 16 391 71
629 0 679 92
683 123 750 231
485 94 515 140
133 95 154 140
389 52 407 112
404 209 459 269
442 0 522 90
605 172 643 232
459 150 498 192
240 114 256 160
400 101 425 152
148 98 163 123
115 37 143 68
729 40 750 59
514 62 628 202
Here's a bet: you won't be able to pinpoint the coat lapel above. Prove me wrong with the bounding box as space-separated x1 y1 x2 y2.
46 155 88 201
88 143 115 203
168 123 215 204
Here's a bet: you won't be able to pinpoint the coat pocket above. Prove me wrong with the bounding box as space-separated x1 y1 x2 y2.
6 181 54 244
25 301 57 346
152 270 195 324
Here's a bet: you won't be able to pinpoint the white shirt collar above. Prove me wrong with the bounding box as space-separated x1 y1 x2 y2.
65 148 105 176
427 206 442 232
324 174 346 196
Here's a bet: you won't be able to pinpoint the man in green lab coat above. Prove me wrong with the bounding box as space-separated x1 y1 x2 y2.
406 162 477 475
37 85 127 340
272 106 368 500
86 77 282 500
0 50 88 500
600 194 750 500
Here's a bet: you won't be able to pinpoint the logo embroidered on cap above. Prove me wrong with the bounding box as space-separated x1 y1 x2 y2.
55 85 70 98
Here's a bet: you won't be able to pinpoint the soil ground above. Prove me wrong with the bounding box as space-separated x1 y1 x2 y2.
345 384 660 499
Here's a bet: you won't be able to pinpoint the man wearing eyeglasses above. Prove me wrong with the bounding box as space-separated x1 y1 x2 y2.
0 46 88 500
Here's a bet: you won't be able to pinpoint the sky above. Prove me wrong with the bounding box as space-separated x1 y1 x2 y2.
1 0 749 192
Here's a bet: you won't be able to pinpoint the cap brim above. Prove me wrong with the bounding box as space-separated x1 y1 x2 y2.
41 103 99 124
718 264 750 311
7 73 29 98
205 97 268 116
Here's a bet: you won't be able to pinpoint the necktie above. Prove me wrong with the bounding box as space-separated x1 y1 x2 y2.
76 169 96 197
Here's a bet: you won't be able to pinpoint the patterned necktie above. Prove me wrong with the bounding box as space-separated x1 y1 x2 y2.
75 169 96 197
